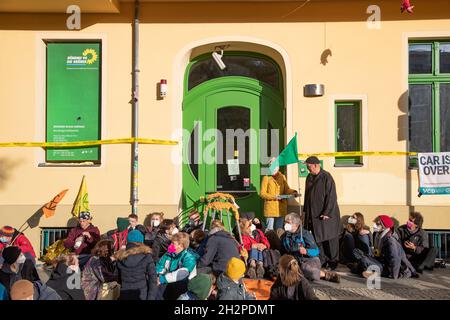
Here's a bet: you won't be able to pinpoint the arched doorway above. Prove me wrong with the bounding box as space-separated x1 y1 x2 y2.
182 52 284 218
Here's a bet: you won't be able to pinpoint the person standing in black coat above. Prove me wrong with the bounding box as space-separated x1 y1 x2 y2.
270 255 318 300
115 230 157 300
198 220 240 276
303 156 341 270
151 219 178 263
46 254 86 300
396 212 438 273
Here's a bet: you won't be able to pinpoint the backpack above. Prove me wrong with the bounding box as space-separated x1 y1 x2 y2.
262 249 281 279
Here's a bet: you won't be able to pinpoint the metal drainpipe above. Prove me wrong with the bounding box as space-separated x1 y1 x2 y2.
131 0 140 215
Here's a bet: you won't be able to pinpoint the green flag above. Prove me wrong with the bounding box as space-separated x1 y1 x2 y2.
269 133 299 174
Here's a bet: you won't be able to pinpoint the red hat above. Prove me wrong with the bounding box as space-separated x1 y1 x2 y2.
378 215 394 229
0 226 15 237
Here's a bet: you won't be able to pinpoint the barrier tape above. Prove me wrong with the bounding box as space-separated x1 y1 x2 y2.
299 151 418 158
0 138 178 148
0 139 417 157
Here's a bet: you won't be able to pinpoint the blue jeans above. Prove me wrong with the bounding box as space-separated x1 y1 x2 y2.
249 248 264 262
266 217 284 231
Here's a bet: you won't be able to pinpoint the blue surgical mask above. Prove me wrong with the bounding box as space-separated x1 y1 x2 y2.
0 237 10 243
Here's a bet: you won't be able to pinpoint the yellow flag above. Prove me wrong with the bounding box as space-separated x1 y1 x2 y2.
72 175 90 218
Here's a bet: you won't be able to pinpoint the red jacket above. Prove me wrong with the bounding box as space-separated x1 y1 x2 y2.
0 232 36 258
242 229 270 251
64 224 101 255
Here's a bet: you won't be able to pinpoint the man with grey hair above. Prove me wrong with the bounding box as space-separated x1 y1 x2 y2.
280 213 340 283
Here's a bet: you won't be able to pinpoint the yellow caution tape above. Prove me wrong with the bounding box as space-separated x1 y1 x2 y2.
0 138 178 148
299 151 418 158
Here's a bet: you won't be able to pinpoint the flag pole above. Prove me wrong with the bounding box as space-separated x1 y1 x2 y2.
297 169 303 240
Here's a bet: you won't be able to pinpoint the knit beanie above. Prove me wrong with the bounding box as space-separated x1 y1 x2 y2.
117 217 129 232
127 229 144 243
2 246 22 265
0 226 15 237
10 280 34 300
378 215 394 229
225 257 246 281
188 274 212 300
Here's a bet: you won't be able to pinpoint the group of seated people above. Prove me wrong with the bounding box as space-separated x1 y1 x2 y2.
0 210 440 301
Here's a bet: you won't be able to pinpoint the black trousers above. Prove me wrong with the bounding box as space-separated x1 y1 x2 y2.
317 237 339 266
409 247 438 270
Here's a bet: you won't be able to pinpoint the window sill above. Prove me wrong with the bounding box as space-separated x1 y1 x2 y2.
38 162 101 167
334 163 364 168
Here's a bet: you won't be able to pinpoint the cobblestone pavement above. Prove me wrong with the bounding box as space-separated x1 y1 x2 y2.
312 265 450 300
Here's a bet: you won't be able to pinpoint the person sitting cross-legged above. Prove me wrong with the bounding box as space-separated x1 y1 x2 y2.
156 232 199 300
280 213 340 283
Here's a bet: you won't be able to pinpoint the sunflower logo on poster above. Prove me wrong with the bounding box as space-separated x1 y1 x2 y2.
66 48 98 69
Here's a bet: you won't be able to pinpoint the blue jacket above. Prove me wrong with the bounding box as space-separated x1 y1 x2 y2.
156 248 199 284
0 283 7 300
281 227 320 260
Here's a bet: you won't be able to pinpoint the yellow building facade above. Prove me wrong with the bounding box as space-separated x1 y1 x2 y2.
1 0 450 255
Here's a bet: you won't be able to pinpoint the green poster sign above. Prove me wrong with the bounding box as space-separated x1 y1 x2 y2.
46 42 101 162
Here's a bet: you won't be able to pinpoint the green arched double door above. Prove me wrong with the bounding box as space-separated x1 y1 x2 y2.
182 53 284 218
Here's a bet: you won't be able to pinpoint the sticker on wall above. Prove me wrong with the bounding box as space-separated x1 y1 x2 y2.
243 178 250 188
401 0 414 13
227 158 240 176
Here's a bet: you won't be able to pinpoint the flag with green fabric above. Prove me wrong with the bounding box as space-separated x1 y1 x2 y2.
269 132 299 174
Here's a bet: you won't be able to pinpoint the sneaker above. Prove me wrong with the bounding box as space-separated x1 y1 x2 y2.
256 263 265 278
247 266 257 279
324 271 340 283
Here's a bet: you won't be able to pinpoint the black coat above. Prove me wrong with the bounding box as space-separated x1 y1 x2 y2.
151 232 171 263
269 277 319 300
46 262 86 300
304 169 341 243
0 259 40 296
198 229 240 274
116 243 157 300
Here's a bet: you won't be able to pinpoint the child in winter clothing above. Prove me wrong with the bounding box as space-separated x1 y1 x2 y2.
239 218 270 278
115 230 158 300
144 212 164 247
216 257 256 300
156 232 199 300
152 219 178 263
0 226 37 263
269 254 318 300
177 273 214 300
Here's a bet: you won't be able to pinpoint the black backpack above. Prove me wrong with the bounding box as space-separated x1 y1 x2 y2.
263 249 281 278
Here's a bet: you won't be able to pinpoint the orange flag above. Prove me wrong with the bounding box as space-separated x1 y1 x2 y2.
43 189 69 218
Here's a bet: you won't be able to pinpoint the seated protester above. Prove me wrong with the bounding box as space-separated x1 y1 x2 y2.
10 279 61 300
127 213 147 235
64 211 101 256
198 220 241 276
0 282 7 300
269 254 319 300
156 232 199 300
189 229 208 257
115 230 157 300
0 246 40 297
82 240 118 300
144 212 164 247
178 273 214 300
396 212 438 273
239 218 270 279
181 209 204 234
46 253 85 300
216 257 256 300
355 215 417 279
152 219 178 263
281 213 340 283
105 217 130 252
0 226 36 264
340 212 372 264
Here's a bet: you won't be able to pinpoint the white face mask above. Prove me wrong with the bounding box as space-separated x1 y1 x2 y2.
373 223 380 232
284 223 293 232
0 237 10 243
171 227 179 235
348 217 357 225
250 224 256 232
16 254 26 265
152 220 160 227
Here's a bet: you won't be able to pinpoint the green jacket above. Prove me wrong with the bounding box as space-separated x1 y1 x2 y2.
156 249 199 284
